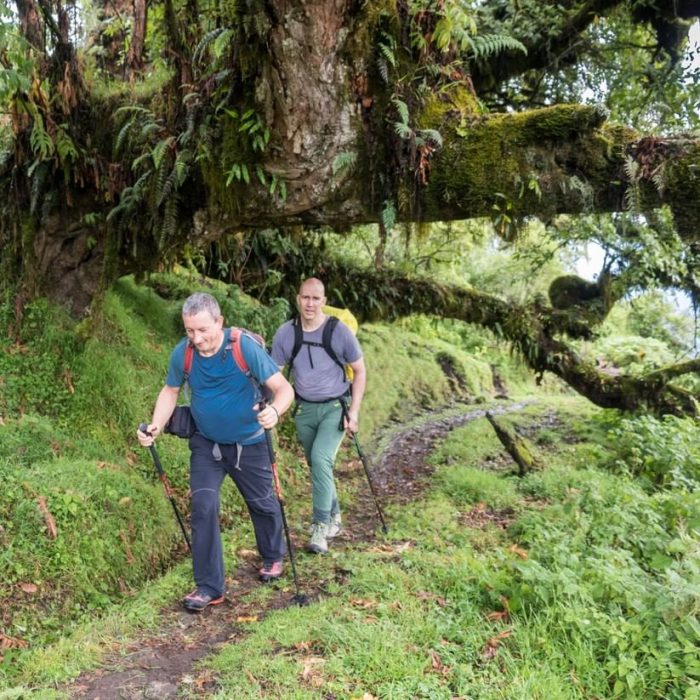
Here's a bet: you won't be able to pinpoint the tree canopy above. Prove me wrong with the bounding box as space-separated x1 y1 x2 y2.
1 0 700 416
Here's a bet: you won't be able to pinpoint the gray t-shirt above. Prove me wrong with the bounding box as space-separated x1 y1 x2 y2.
271 317 362 401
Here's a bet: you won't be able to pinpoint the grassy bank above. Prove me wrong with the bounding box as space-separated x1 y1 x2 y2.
196 398 700 699
0 271 501 671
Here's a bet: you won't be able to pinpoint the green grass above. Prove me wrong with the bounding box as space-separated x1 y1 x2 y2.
0 270 507 680
3 276 698 699
198 402 700 700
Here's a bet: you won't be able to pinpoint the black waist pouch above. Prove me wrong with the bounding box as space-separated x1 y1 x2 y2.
164 405 197 439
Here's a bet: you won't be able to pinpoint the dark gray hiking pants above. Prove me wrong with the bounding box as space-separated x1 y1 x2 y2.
189 433 285 597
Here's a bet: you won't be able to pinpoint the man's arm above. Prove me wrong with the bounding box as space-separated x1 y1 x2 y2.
345 357 366 435
136 385 180 446
257 371 295 430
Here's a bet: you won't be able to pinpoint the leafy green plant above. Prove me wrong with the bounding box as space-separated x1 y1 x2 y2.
599 412 700 490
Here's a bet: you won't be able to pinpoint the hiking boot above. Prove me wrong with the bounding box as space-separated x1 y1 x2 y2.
328 513 342 539
308 513 342 539
182 588 224 612
308 522 330 554
259 560 283 583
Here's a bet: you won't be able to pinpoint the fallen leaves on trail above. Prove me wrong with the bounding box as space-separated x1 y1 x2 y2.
351 694 378 700
416 590 447 606
0 632 28 662
350 598 378 609
485 609 509 622
426 649 452 676
237 548 258 559
480 629 513 660
19 582 38 594
486 595 510 622
236 615 259 623
508 543 528 559
36 496 57 539
366 541 413 555
300 655 326 687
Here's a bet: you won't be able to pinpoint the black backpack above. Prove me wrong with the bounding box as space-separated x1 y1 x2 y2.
288 316 347 380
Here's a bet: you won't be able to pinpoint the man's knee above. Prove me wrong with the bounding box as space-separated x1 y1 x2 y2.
310 448 336 473
246 493 280 518
191 488 219 521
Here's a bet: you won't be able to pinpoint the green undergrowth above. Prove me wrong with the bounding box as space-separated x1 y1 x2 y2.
190 398 699 700
0 268 507 676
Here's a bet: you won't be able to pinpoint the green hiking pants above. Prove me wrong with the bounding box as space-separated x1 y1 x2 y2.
294 399 345 524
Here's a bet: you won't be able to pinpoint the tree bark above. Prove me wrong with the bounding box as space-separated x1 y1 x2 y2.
126 0 147 72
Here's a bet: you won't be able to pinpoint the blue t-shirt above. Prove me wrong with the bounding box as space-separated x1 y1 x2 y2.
166 329 279 445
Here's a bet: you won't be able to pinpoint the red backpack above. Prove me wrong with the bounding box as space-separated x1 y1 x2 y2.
183 327 266 391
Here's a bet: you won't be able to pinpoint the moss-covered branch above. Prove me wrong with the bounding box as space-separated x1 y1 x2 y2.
320 264 699 418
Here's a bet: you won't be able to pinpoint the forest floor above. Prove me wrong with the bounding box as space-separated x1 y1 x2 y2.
61 400 524 699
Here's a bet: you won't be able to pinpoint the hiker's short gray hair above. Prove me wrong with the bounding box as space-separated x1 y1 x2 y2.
182 292 221 319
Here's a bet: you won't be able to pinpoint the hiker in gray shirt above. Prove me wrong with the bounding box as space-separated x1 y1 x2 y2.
271 278 366 553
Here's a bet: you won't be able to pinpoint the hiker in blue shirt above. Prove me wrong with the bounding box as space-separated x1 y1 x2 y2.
137 292 294 612
271 278 366 554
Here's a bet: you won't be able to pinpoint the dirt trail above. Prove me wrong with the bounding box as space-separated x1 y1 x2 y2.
63 400 523 699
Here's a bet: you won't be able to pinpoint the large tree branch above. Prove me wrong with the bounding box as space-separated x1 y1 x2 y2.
471 0 700 93
318 264 699 417
472 0 622 93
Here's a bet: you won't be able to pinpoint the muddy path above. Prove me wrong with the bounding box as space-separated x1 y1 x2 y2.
63 400 525 699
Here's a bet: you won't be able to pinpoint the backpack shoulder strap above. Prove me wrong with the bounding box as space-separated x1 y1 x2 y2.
289 317 304 367
230 327 250 375
183 342 194 381
321 316 345 372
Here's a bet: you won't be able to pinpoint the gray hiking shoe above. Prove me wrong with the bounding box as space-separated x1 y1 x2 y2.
308 522 330 554
309 513 342 539
328 513 342 539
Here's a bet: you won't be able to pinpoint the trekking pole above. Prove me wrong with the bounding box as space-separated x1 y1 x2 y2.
350 431 389 534
138 423 192 552
339 401 388 533
263 426 309 606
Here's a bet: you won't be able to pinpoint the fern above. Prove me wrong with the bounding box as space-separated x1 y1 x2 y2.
377 57 390 85
394 122 413 139
107 169 153 222
379 42 397 69
151 136 174 171
30 114 54 160
193 27 226 64
377 31 398 85
115 119 135 156
332 151 357 177
392 98 410 126
416 128 443 148
470 34 527 59
382 200 397 232
623 156 641 212
159 195 179 251
212 28 235 60
139 122 160 140
651 165 666 195
153 152 171 210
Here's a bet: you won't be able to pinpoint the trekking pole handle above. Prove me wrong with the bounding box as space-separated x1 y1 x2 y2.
138 423 166 478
